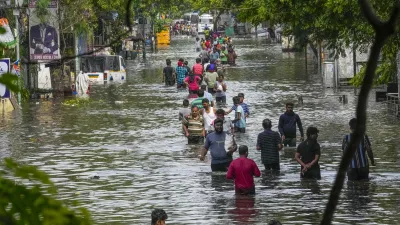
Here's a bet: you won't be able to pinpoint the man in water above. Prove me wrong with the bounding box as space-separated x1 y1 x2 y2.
212 109 234 135
176 61 188 89
226 93 250 118
257 119 283 171
210 48 220 61
342 118 375 181
227 145 261 195
182 106 205 144
200 118 237 171
192 58 203 78
191 89 205 109
278 102 304 147
232 96 246 133
162 59 175 86
295 127 321 179
179 99 191 121
200 98 216 135
151 209 168 225
201 85 214 107
204 64 218 94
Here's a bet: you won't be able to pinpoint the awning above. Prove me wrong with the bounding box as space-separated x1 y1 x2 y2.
0 18 16 48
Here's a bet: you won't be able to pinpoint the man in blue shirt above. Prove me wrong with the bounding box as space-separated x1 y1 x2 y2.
200 118 237 171
278 102 304 147
342 118 375 181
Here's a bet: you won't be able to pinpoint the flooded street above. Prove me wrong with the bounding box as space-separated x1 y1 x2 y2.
2 37 400 224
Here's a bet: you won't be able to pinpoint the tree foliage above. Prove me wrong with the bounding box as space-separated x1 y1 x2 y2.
214 0 400 86
0 158 92 225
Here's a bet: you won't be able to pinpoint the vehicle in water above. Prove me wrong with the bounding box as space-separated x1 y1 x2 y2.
80 55 127 84
197 14 213 34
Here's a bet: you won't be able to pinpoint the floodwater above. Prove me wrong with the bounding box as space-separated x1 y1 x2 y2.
1 36 400 225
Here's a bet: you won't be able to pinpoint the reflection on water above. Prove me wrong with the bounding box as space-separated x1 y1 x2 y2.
1 37 400 224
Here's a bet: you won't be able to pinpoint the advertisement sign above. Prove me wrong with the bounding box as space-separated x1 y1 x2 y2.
29 0 60 61
0 58 11 98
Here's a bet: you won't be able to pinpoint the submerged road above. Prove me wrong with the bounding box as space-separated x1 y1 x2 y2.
1 36 400 224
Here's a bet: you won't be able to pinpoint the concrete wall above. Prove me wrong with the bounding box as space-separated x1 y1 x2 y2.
337 47 369 79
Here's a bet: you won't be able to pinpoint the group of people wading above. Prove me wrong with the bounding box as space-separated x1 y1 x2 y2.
164 38 375 197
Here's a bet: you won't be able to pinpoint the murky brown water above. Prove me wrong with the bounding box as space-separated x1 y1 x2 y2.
1 37 400 224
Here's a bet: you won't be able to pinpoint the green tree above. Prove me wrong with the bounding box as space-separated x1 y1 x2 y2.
0 158 92 225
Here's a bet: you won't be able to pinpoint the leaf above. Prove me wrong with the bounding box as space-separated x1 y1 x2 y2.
0 73 20 93
0 27 6 35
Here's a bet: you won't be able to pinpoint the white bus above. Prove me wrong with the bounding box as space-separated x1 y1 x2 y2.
197 14 214 33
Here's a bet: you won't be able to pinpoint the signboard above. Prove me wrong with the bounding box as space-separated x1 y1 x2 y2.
0 58 11 98
29 0 60 61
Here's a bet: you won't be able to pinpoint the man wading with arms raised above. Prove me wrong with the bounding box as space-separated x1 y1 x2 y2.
200 118 237 171
227 145 261 195
257 119 283 171
278 102 304 147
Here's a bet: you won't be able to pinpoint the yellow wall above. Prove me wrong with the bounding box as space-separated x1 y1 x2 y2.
0 98 15 115
157 27 170 45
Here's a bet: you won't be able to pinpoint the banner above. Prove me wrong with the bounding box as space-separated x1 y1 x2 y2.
0 18 16 48
29 0 60 61
0 58 11 98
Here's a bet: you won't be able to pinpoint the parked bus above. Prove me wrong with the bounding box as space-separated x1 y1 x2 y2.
197 14 214 33
81 55 126 84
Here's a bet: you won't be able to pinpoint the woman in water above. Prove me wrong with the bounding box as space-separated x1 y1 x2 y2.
184 71 201 94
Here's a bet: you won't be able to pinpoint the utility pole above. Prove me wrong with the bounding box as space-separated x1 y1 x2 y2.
13 0 23 105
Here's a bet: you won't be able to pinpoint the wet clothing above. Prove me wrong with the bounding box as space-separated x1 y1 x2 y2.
200 50 209 63
184 75 201 92
296 140 321 179
205 132 231 165
163 66 175 86
210 117 234 134
278 111 304 139
211 161 231 172
228 51 237 65
220 50 228 63
234 105 246 129
342 134 374 181
192 63 203 76
176 66 188 85
216 96 226 104
202 107 216 132
283 138 296 147
191 97 205 109
215 81 227 98
257 129 282 167
264 163 280 171
227 156 261 194
179 108 191 121
204 91 213 103
204 72 218 90
182 114 204 137
210 52 220 61
232 103 249 117
188 136 204 144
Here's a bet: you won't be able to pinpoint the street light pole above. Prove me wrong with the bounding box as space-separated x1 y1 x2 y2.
13 1 21 105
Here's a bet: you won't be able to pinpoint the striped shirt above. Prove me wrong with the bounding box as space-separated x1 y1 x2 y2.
175 66 188 84
182 114 204 136
191 97 204 109
342 134 372 168
257 129 282 164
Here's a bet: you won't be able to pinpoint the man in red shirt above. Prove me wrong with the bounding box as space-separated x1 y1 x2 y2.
192 58 204 77
226 145 261 195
